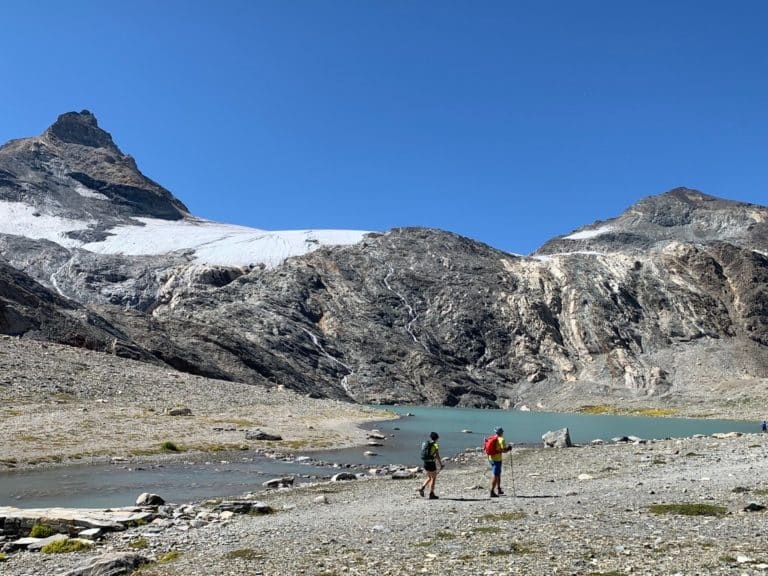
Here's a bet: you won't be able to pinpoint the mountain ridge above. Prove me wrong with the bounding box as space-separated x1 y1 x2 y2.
0 112 766 408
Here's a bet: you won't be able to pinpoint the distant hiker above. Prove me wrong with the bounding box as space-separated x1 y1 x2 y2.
418 431 443 499
484 426 512 498
762 420 767 433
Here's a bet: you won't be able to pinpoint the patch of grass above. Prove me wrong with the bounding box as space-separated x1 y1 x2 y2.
0 552 7 562
720 555 737 564
225 548 264 560
649 503 726 517
29 524 54 538
578 405 677 417
186 442 248 453
652 457 667 465
480 511 527 521
628 408 678 417
435 530 456 540
580 405 616 414
128 537 149 549
160 441 182 453
41 539 93 554
588 572 626 576
208 418 259 428
158 551 181 563
753 488 768 496
473 526 502 534
412 541 432 547
732 486 751 493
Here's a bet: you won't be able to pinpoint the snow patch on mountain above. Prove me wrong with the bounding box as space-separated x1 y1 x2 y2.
563 225 614 240
0 201 92 248
82 217 370 267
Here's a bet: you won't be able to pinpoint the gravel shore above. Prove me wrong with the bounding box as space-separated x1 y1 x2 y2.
3 433 768 575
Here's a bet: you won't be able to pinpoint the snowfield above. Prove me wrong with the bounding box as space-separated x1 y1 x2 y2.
0 200 370 267
83 217 370 267
0 201 93 249
563 225 614 240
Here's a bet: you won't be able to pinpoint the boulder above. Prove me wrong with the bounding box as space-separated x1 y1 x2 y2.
212 501 272 515
542 428 573 448
390 470 416 480
136 493 165 506
331 472 357 482
63 552 149 576
262 477 294 488
245 430 283 441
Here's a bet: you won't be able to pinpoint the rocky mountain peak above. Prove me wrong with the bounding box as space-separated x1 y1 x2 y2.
44 110 118 150
535 187 768 255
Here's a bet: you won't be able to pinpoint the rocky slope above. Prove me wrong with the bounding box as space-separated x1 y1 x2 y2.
0 112 767 409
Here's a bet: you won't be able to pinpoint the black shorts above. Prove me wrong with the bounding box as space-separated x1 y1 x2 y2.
423 461 437 472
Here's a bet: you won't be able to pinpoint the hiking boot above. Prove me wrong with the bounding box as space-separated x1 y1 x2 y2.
490 491 499 498
428 493 439 500
418 487 425 497
497 488 505 495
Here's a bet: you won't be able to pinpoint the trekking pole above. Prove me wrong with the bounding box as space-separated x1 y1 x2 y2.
509 445 516 497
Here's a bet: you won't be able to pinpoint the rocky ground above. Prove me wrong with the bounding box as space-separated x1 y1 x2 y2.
0 335 384 470
3 433 768 576
3 335 768 575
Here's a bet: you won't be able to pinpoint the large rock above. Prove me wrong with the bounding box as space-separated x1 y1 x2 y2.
135 493 165 506
542 428 573 448
63 552 150 576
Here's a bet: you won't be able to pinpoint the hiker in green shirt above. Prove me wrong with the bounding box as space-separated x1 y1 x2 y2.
418 431 443 500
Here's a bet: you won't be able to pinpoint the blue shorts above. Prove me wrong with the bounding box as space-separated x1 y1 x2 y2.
489 460 502 476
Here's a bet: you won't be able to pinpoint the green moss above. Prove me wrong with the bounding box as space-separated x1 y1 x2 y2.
0 552 7 562
479 511 526 521
160 441 182 453
30 524 54 538
412 540 432 547
158 551 181 563
41 539 93 554
580 405 615 414
225 548 264 560
649 503 726 517
435 530 456 540
128 537 149 549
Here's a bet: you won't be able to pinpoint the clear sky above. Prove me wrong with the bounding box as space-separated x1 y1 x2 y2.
2 1 767 254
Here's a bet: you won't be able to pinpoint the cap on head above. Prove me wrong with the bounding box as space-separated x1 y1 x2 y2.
429 431 439 440
495 427 504 435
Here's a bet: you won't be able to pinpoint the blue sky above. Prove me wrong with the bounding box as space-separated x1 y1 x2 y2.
2 1 767 254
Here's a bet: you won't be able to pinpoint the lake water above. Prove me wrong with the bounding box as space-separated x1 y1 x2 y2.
0 406 758 508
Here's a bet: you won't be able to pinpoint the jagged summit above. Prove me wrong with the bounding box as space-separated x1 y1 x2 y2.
535 187 768 255
0 110 189 225
44 110 118 150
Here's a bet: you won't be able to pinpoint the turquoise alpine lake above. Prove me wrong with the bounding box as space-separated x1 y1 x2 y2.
0 406 758 508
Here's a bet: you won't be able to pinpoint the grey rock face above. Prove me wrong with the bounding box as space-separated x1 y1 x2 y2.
0 113 767 409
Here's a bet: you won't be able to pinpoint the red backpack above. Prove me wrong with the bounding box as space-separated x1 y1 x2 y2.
483 434 500 456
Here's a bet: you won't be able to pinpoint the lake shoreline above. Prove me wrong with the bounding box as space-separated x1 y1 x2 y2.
3 431 768 575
